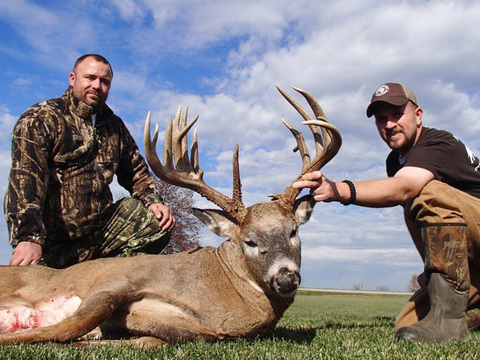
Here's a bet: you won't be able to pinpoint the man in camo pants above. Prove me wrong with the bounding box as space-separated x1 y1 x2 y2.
5 54 175 269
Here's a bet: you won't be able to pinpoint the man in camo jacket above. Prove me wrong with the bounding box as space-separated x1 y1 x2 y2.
5 54 175 269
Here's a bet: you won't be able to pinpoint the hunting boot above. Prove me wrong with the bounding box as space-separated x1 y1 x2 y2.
396 224 471 342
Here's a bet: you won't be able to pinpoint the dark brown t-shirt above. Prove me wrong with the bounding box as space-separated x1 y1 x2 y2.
386 127 480 198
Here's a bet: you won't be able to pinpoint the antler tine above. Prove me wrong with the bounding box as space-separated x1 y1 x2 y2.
281 119 311 171
144 109 247 224
270 86 342 210
276 85 324 157
191 128 200 174
300 119 341 174
285 86 342 178
171 106 182 169
171 107 187 172
163 116 173 170
145 111 170 180
292 86 327 122
232 144 244 212
292 86 341 170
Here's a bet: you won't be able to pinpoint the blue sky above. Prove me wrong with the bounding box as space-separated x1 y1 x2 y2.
1 0 480 291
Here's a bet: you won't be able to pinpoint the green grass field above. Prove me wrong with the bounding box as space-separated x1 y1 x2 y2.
0 291 478 359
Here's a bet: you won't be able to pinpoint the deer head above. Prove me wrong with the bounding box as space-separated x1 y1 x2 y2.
144 86 341 297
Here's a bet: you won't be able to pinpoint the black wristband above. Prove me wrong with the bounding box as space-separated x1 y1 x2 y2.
342 180 356 206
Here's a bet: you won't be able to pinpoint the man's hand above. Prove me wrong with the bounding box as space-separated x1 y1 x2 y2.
293 171 343 202
9 242 42 266
148 202 176 231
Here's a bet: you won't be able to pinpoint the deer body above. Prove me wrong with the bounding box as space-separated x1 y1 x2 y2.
0 86 341 346
0 201 311 345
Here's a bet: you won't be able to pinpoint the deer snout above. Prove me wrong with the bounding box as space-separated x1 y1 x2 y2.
270 266 301 296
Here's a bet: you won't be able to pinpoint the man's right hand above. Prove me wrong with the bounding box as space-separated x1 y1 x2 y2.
9 242 42 266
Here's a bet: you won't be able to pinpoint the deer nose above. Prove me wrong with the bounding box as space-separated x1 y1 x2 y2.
274 267 301 295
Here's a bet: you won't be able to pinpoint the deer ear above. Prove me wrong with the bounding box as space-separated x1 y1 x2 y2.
293 195 316 225
192 208 239 238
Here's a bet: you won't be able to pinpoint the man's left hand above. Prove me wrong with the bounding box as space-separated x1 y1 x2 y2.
148 203 176 231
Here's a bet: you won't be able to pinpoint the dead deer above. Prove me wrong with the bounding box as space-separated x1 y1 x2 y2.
0 86 341 347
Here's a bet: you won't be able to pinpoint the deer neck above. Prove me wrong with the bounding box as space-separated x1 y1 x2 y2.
216 240 295 321
215 241 264 295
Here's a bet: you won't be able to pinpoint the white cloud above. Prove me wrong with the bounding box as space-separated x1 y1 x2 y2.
0 106 16 145
304 245 418 266
109 0 146 21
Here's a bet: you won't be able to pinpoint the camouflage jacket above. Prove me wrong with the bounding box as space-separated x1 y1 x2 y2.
5 87 161 248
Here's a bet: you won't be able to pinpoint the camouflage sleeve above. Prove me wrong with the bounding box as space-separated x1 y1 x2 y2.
4 113 52 247
115 118 163 206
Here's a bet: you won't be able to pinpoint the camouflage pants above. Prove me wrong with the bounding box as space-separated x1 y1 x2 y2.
41 197 170 268
396 180 480 330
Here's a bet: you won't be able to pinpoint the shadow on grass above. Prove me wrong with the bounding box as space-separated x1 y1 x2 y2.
270 327 318 344
267 315 396 344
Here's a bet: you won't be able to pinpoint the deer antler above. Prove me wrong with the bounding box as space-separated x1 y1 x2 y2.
144 107 248 223
269 85 342 210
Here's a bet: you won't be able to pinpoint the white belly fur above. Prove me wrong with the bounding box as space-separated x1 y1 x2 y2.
0 296 82 333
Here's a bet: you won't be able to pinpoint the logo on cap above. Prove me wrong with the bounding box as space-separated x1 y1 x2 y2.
375 85 389 97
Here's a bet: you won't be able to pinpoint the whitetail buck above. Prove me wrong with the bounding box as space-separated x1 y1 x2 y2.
0 86 341 347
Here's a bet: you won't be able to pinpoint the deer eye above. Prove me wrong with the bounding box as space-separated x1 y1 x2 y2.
290 229 297 238
244 240 257 247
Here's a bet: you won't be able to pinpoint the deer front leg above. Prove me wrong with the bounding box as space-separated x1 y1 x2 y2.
0 290 121 344
73 336 168 348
